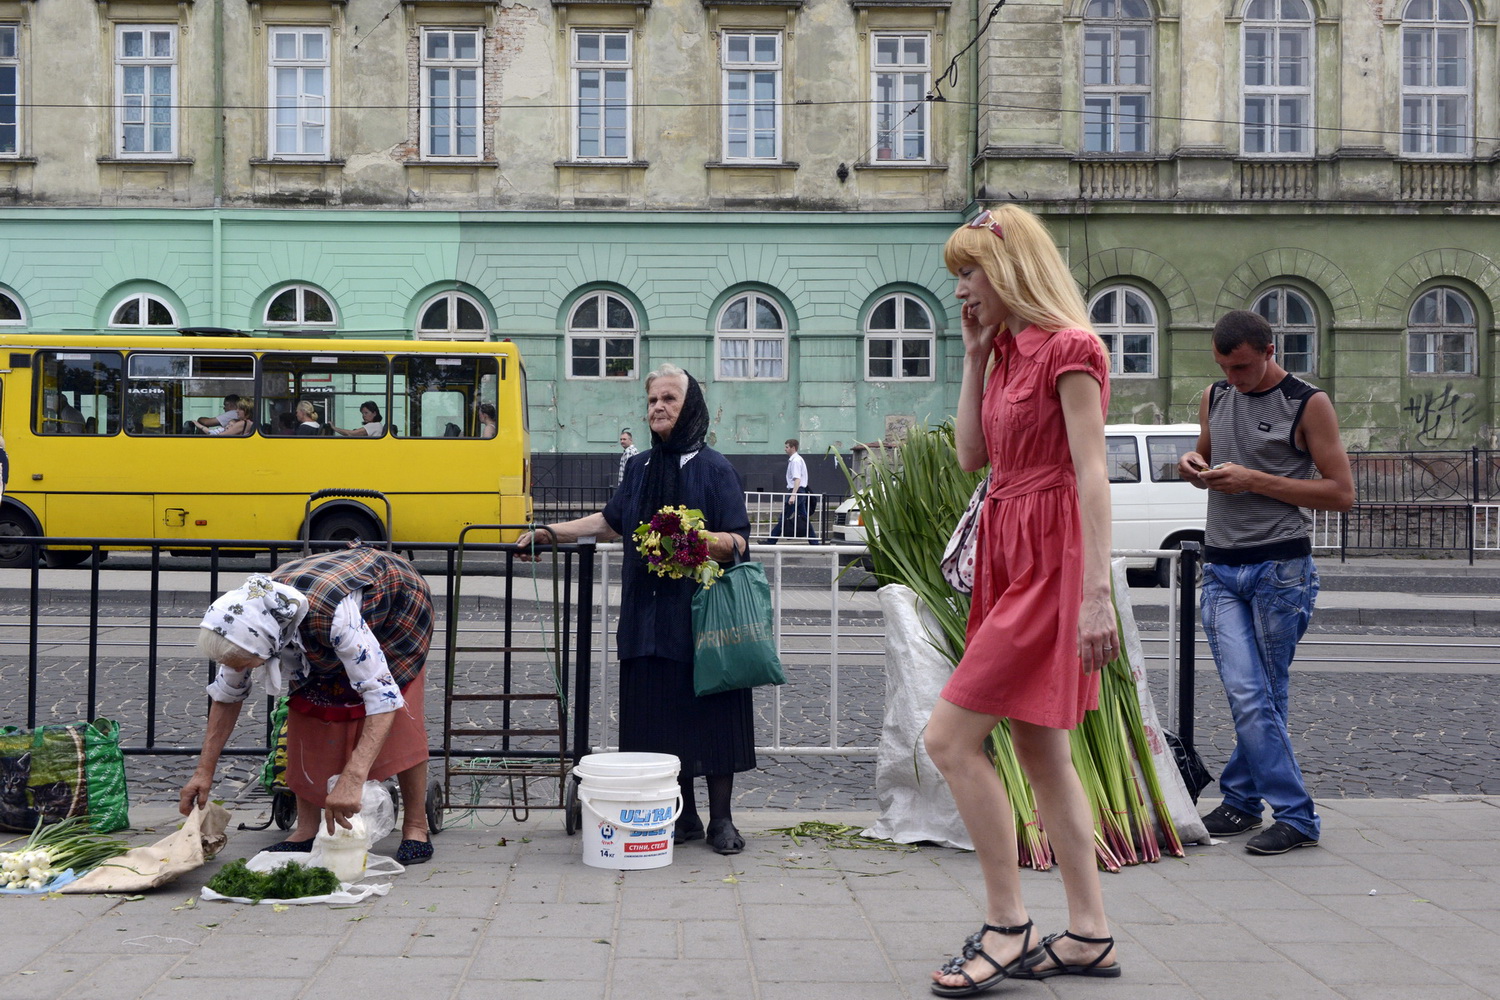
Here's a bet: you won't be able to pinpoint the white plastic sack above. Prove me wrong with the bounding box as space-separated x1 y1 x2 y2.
862 584 974 850
308 779 397 883
1111 560 1210 846
199 849 404 906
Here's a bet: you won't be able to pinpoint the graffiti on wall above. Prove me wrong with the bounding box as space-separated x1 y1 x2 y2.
1403 382 1475 445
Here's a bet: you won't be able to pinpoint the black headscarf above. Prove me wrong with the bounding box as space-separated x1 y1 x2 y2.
635 369 709 532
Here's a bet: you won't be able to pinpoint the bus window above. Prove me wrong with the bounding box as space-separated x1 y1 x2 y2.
125 353 255 435
261 352 390 436
393 354 499 438
36 351 123 435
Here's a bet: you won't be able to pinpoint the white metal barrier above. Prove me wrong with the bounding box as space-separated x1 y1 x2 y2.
1477 504 1500 550
744 491 825 542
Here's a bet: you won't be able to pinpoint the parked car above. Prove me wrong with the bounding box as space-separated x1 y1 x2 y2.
834 424 1207 587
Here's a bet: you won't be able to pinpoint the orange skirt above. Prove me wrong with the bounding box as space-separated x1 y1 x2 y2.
284 674 429 805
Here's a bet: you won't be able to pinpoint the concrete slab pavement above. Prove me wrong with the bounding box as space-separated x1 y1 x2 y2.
2 796 1497 1000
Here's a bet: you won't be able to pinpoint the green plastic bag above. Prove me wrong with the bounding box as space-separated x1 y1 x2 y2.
0 719 129 833
691 558 786 697
259 696 291 794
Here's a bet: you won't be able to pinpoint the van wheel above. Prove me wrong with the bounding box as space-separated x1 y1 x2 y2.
0 509 40 568
1154 535 1203 589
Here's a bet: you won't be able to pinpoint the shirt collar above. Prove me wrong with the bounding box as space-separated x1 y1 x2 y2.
1002 324 1051 358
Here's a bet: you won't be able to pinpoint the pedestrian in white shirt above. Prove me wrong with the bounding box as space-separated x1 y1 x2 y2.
766 438 819 544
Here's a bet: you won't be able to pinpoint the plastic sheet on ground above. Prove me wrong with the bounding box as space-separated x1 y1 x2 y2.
199 849 403 906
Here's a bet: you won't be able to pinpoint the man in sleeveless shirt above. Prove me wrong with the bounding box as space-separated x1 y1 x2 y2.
1178 310 1353 856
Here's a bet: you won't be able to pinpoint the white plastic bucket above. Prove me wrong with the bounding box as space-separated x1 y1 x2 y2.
575 752 682 871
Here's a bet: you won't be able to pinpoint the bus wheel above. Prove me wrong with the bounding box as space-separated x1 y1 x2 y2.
0 510 40 568
312 510 380 545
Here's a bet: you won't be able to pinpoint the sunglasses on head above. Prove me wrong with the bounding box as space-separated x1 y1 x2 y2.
966 209 1003 239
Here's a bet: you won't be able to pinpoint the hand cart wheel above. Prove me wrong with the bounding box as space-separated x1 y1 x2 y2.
426 777 445 834
564 775 581 835
271 789 297 831
384 778 402 829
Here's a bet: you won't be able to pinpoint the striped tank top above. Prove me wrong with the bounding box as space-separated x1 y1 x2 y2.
1204 373 1323 565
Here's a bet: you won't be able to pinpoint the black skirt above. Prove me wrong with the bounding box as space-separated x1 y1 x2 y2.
618 656 756 777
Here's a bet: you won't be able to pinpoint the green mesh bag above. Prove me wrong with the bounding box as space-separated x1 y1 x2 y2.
0 719 129 833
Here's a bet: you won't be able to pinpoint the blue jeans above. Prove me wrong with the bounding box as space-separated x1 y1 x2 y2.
1200 555 1320 840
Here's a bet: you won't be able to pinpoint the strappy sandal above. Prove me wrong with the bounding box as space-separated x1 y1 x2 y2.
930 919 1036 997
1012 930 1121 979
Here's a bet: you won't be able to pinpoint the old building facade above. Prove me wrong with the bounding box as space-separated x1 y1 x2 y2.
0 0 1496 472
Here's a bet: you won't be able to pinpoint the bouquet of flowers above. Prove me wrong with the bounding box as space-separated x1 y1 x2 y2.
633 505 723 589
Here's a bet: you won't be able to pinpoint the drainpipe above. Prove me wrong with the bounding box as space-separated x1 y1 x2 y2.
966 0 980 206
213 0 224 209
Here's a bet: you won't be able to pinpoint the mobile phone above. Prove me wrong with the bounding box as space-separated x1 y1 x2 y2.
1189 457 1210 472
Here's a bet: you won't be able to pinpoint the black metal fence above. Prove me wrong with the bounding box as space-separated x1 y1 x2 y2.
1321 448 1499 562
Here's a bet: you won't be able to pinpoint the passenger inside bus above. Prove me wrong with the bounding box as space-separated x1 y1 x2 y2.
295 400 322 436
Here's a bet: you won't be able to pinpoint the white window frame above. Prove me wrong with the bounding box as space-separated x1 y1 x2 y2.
1407 287 1476 375
716 292 786 381
721 31 782 163
871 32 930 164
864 292 935 381
264 284 337 328
419 27 483 161
1251 286 1317 375
1400 0 1472 158
109 292 178 329
566 291 639 379
416 290 490 341
0 24 19 157
1081 0 1153 154
115 25 178 158
1241 0 1313 157
0 287 25 325
1088 285 1156 377
571 29 632 161
268 26 330 160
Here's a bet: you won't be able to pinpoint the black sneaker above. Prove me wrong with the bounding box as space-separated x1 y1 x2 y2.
1201 803 1262 837
1245 821 1318 855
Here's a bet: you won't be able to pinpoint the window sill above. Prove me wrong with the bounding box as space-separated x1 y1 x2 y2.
854 160 947 171
701 0 802 7
849 0 951 7
97 157 194 165
554 159 650 169
0 157 37 165
404 159 500 168
705 160 799 170
250 157 347 167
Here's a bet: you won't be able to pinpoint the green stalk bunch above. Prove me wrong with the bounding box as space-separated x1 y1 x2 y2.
847 423 1184 871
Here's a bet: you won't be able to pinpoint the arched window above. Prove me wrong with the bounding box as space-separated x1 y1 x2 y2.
109 292 177 329
1252 287 1317 374
416 290 489 340
716 291 785 380
1082 0 1153 153
1088 285 1155 375
1407 287 1475 374
0 289 24 325
1401 0 1471 156
1242 0 1313 156
865 292 934 380
567 291 638 378
265 284 336 327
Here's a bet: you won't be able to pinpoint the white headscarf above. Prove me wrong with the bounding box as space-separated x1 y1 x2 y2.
200 574 311 696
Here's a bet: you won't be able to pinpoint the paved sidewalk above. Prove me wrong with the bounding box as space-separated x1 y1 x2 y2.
2 796 1496 1000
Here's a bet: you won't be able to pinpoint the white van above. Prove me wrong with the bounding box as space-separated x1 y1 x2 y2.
833 423 1206 587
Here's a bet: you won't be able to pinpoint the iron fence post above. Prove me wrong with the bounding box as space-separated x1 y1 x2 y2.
1177 541 1201 754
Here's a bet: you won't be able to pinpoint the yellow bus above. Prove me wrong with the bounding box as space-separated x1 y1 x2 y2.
0 332 531 566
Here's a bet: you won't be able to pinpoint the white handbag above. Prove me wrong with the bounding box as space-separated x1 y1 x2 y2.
940 473 991 594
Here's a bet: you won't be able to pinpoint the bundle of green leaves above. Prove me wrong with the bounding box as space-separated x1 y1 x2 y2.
206 858 340 902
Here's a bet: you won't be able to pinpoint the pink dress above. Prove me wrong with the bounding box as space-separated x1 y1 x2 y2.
940 325 1110 730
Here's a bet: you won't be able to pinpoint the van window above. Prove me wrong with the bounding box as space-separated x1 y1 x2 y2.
1145 434 1196 482
1106 435 1140 483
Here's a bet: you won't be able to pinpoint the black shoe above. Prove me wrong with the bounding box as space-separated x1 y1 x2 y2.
396 839 434 865
706 817 744 855
1201 803 1262 837
674 812 705 845
265 838 314 853
1245 821 1318 855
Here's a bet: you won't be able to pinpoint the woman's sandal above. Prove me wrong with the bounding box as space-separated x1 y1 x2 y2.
395 839 434 865
706 817 744 855
1011 930 1121 980
930 919 1036 997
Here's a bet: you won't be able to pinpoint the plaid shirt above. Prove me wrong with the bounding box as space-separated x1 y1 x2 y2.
272 544 433 713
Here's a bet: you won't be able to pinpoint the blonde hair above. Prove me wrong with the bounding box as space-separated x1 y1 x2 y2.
295 399 318 421
943 204 1094 336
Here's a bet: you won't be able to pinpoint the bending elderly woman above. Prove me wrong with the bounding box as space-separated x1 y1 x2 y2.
516 363 754 854
178 544 436 865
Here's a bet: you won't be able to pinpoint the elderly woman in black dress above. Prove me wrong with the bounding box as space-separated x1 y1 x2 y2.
516 363 754 854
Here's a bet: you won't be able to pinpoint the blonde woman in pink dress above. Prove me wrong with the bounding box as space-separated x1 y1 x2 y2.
927 204 1121 996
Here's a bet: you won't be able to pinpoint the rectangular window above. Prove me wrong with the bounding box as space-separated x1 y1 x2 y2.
0 25 17 155
260 353 388 436
117 25 177 157
568 336 636 378
1407 332 1475 375
722 32 781 162
1242 24 1310 156
268 27 329 159
122 352 253 435
1401 25 1469 156
421 28 482 160
1145 435 1198 483
718 338 785 379
866 337 933 380
1082 24 1151 153
37 352 124 435
871 33 929 163
572 30 630 160
1105 435 1140 484
391 354 498 437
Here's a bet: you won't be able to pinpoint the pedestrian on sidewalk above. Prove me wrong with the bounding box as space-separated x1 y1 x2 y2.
1178 309 1353 856
618 428 638 484
178 543 437 866
515 364 755 856
925 204 1120 996
765 438 818 544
